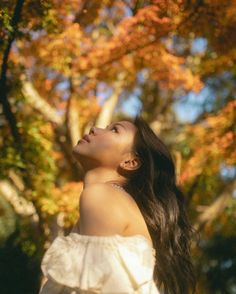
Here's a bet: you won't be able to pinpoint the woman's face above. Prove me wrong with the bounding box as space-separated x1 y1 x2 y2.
72 120 138 170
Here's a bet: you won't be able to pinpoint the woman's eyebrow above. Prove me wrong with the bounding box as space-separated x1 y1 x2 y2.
107 123 126 130
115 123 126 130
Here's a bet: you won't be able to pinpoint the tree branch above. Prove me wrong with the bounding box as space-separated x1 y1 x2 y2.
0 0 25 146
194 180 236 231
21 77 64 125
0 0 33 187
95 80 123 128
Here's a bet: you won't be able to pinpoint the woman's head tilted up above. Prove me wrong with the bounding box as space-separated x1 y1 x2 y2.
72 115 196 294
72 118 142 186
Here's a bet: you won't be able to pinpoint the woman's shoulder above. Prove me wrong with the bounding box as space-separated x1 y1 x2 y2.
79 183 130 236
80 182 139 218
79 183 153 245
81 183 137 214
79 182 130 212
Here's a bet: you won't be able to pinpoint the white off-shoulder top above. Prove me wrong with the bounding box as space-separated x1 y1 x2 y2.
39 232 160 294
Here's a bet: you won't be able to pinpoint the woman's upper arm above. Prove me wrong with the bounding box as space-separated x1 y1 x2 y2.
79 184 128 236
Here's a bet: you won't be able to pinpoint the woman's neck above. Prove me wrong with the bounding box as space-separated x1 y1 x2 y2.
83 167 126 189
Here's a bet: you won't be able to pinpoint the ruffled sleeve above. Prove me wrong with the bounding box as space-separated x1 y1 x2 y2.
39 233 158 294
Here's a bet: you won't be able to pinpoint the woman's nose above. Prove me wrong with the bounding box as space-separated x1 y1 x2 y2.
89 126 96 135
89 126 105 135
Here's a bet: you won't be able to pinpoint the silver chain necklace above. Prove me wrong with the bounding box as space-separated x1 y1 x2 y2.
110 182 125 191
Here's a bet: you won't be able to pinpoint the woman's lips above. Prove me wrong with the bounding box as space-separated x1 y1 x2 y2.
77 138 88 144
83 134 90 142
77 134 91 144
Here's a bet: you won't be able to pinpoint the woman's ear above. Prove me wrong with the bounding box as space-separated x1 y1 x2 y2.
120 155 142 171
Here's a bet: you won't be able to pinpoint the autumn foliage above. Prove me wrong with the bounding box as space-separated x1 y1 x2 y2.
0 1 236 293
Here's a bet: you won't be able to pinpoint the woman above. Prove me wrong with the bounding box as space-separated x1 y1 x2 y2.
39 115 196 294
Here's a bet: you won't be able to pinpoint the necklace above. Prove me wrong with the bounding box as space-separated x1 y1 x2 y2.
110 182 125 191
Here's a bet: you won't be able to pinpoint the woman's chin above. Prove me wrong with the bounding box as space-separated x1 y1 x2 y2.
72 145 81 155
72 144 90 159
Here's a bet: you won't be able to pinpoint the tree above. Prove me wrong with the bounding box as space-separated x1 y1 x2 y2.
0 1 235 293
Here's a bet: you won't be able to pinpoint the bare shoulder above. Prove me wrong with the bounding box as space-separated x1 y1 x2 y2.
80 183 128 209
78 183 129 236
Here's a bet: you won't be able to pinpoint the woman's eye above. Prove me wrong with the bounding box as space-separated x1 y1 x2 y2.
111 126 118 133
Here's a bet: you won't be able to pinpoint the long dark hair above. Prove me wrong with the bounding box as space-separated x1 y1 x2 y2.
121 115 196 294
